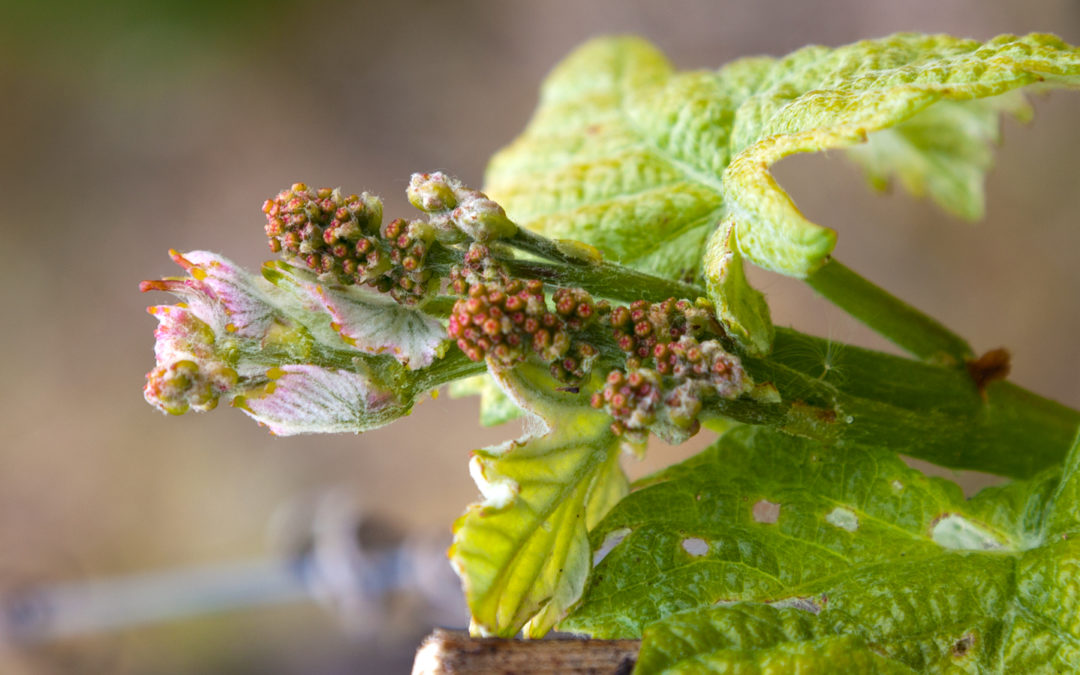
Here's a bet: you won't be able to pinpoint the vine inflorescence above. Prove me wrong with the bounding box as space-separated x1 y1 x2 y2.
596 298 749 444
446 244 603 383
263 183 436 305
148 171 753 447
259 175 755 441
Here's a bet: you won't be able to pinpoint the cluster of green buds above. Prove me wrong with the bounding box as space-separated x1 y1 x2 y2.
263 184 435 305
406 172 517 243
446 246 602 383
610 298 719 363
592 297 750 443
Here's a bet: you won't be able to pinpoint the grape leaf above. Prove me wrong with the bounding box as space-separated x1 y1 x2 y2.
635 604 918 674
262 260 447 370
485 34 1080 351
563 425 1080 673
449 361 630 637
142 251 462 433
232 364 408 436
844 92 1031 221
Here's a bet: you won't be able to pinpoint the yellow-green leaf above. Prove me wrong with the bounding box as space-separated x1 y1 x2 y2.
448 361 629 637
486 33 1080 351
566 425 1080 672
702 220 773 355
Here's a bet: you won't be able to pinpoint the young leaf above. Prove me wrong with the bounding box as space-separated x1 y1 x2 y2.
232 364 408 436
565 426 1080 672
844 93 1031 221
703 221 773 355
141 251 472 433
486 34 1080 350
449 361 630 637
262 261 448 370
722 33 1078 276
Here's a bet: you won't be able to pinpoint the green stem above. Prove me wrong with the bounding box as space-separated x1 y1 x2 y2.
420 295 456 317
505 228 707 302
501 258 704 304
426 238 707 306
727 329 1080 478
806 258 973 366
413 346 487 392
424 229 1078 476
506 228 591 266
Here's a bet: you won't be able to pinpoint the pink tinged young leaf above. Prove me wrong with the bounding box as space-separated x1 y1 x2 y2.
232 365 406 436
308 282 446 370
264 262 447 369
146 304 216 365
142 304 239 415
140 250 278 338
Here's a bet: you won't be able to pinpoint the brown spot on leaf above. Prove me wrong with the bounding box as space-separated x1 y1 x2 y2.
966 348 1011 394
752 499 781 524
951 633 975 658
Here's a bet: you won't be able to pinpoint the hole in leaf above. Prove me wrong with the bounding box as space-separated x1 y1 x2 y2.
681 537 709 556
593 527 631 565
825 506 859 532
931 514 1004 550
752 499 780 524
769 596 822 615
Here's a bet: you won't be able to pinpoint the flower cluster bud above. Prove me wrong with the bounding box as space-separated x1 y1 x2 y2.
448 243 505 295
552 287 599 331
145 358 239 416
550 342 601 383
407 172 517 243
263 183 434 304
590 368 662 444
594 298 749 444
448 276 564 366
610 297 719 362
447 248 604 383
665 336 746 398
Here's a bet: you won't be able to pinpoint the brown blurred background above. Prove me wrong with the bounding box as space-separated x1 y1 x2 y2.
1 0 1078 672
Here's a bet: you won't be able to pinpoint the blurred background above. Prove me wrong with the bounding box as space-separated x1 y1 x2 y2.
1 0 1078 672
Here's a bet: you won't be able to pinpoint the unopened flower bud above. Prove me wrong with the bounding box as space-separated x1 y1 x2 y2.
452 197 517 242
407 172 459 212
